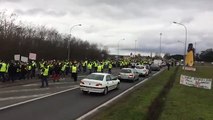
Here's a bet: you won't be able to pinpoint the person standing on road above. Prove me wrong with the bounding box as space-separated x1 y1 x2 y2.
167 62 170 71
108 62 112 74
87 62 92 74
71 63 78 82
0 60 7 82
97 64 102 73
8 61 16 82
40 64 49 88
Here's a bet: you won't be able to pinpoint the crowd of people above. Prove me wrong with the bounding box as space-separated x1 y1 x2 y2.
0 58 153 87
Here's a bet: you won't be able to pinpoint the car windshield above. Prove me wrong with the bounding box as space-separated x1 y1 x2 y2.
120 69 132 73
86 74 104 81
136 66 144 69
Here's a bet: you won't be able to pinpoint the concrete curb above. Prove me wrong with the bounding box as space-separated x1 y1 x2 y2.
77 69 166 120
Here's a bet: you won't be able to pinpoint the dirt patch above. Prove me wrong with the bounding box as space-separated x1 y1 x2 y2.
146 67 178 120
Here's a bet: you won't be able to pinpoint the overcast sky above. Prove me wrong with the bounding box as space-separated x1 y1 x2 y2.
1 0 213 56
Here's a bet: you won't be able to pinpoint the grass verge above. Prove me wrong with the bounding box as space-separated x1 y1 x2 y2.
159 66 213 120
91 67 177 120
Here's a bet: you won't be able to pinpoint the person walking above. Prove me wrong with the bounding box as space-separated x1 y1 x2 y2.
0 61 7 82
167 62 170 71
108 62 112 74
40 64 49 88
71 63 78 82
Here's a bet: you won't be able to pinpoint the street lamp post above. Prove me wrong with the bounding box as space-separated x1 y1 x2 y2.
117 38 125 58
67 24 82 60
177 40 185 60
160 33 162 57
135 40 137 57
173 21 187 68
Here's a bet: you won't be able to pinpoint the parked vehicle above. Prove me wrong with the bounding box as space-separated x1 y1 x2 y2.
153 59 163 67
135 65 149 76
118 68 139 82
150 64 160 71
80 73 120 95
130 62 137 68
143 63 151 74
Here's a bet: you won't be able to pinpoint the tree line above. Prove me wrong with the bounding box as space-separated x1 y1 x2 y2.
0 11 108 61
164 48 213 62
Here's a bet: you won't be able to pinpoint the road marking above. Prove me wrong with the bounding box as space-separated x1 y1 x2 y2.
0 93 50 101
0 88 50 94
22 83 39 87
22 81 75 87
0 86 79 111
77 69 165 120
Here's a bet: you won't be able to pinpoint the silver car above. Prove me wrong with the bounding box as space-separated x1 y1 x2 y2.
118 68 139 82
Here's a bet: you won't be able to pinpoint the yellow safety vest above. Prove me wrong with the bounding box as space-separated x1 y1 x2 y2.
28 65 32 71
109 64 112 69
72 66 77 73
0 63 7 72
61 64 66 71
97 65 102 72
87 64 92 70
42 68 49 76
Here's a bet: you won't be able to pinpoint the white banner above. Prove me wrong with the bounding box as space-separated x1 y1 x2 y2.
14 54 20 61
180 74 212 90
29 53 37 60
183 66 196 71
21 56 28 63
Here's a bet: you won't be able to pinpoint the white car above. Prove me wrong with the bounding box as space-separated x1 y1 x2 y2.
80 73 120 95
118 68 139 82
135 65 149 76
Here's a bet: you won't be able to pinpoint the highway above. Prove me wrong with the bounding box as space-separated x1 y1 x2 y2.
0 69 157 120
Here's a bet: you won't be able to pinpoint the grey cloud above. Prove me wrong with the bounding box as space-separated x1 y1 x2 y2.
0 0 21 3
2 0 213 55
72 0 213 10
14 8 67 17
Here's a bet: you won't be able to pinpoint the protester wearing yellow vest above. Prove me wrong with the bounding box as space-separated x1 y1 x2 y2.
87 63 92 74
40 64 49 88
0 61 7 82
108 63 112 74
26 63 32 79
71 63 78 82
97 64 102 73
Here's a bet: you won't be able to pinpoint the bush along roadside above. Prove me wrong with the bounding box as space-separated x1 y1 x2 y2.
146 67 178 120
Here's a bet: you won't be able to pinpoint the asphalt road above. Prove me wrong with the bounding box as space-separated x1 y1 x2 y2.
0 70 157 120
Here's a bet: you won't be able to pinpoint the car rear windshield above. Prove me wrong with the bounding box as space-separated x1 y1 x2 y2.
136 66 144 69
120 69 132 73
86 74 104 81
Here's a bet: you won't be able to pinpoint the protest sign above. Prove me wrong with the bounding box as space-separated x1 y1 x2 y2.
180 74 212 89
29 53 37 60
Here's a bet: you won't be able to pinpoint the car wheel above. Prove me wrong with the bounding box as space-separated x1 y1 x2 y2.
116 83 120 90
132 78 135 83
82 91 88 94
103 87 108 95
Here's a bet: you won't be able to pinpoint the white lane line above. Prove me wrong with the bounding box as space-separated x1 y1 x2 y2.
0 88 49 94
77 69 165 120
0 86 79 111
23 81 75 87
1 85 79 94
23 83 38 87
0 94 50 101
